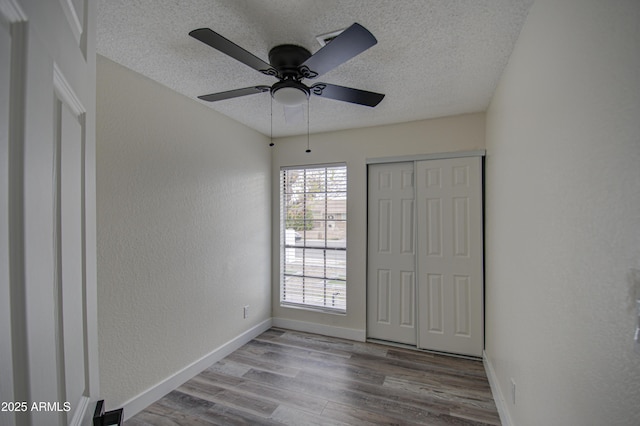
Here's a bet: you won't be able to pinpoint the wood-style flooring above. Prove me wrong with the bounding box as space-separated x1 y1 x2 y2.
126 328 501 425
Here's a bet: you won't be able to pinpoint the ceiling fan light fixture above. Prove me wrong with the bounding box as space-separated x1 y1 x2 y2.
271 80 310 106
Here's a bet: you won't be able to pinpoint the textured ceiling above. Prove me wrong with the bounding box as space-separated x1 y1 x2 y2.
97 0 534 137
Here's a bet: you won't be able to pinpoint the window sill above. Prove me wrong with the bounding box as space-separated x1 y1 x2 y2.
280 302 346 316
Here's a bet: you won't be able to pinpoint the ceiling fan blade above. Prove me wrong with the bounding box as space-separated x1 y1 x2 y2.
300 23 377 78
189 28 278 77
198 86 270 102
311 83 384 107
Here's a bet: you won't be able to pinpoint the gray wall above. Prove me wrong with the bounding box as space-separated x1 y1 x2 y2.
96 56 272 408
484 0 640 424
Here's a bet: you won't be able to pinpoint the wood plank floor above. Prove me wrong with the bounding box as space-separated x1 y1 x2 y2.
126 328 501 425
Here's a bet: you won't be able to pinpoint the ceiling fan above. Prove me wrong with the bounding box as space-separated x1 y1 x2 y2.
188 23 385 109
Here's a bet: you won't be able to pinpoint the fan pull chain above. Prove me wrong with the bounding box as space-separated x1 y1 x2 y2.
269 95 275 147
305 97 311 153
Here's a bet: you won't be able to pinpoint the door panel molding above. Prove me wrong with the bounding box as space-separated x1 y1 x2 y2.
58 0 83 45
54 62 86 118
54 79 89 424
376 269 391 323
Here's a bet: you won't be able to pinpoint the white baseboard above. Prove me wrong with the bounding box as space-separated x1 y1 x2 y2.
121 318 272 420
272 317 366 342
483 350 513 426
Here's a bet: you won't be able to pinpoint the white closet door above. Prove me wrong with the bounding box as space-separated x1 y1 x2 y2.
416 157 483 357
367 162 417 345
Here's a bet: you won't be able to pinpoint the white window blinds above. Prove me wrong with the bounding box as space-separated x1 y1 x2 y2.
280 164 347 313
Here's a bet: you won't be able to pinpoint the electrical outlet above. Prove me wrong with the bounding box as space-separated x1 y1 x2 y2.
243 305 249 319
510 378 516 405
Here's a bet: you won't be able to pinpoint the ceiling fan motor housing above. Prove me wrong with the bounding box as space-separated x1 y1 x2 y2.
268 44 312 79
268 44 314 105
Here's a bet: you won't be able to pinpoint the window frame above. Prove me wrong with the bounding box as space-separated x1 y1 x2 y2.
279 163 347 314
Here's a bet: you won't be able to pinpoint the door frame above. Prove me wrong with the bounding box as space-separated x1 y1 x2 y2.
0 4 28 425
366 150 486 165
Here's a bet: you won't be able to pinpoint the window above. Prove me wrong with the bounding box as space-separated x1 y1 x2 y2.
280 164 347 313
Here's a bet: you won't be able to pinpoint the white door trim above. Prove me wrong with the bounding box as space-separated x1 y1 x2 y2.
366 150 485 165
0 4 27 426
0 0 27 22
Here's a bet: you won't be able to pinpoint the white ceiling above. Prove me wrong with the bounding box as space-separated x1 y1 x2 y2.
97 0 534 137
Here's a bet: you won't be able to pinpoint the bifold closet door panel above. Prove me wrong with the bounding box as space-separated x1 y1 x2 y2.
416 157 483 357
367 162 417 345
